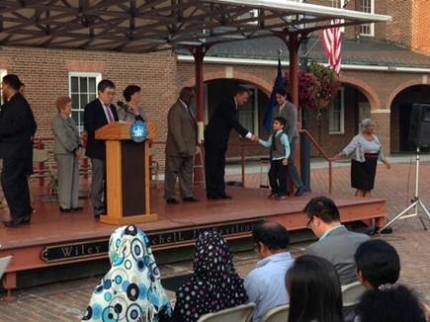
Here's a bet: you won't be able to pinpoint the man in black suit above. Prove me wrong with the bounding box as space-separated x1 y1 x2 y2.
0 74 37 227
84 79 119 217
204 86 257 200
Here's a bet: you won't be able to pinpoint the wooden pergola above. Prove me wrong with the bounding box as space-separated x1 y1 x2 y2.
0 0 391 127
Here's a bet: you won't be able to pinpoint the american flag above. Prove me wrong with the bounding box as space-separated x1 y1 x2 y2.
322 19 342 75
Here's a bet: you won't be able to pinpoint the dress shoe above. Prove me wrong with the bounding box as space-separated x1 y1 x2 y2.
295 186 307 197
220 194 233 200
207 195 221 200
166 198 179 204
276 195 288 201
3 216 31 227
71 206 84 212
183 197 199 202
59 207 71 213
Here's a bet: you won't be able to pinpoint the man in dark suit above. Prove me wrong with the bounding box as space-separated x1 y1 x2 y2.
204 86 257 200
274 88 306 196
164 87 198 204
84 79 119 217
0 74 37 227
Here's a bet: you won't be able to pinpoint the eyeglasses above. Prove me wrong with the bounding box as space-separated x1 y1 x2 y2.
306 216 314 229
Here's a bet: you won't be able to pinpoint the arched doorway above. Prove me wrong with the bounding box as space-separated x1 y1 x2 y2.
204 78 269 158
390 85 430 152
311 83 371 156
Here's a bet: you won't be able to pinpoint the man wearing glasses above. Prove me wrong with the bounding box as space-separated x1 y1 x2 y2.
244 221 294 322
84 79 119 218
304 196 370 285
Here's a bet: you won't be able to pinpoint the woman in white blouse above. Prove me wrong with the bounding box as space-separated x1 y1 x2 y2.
335 118 391 197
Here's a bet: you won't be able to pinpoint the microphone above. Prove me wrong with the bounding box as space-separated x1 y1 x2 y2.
117 101 125 108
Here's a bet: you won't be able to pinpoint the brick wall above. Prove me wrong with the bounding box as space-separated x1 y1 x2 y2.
411 0 430 54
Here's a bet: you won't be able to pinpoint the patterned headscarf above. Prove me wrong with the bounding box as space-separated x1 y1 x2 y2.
174 231 248 322
82 225 172 322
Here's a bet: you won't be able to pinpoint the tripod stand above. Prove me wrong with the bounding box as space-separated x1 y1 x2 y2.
378 146 430 233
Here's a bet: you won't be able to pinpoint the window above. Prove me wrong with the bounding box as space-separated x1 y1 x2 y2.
0 69 7 105
329 87 344 134
237 86 259 135
360 0 375 36
68 72 102 133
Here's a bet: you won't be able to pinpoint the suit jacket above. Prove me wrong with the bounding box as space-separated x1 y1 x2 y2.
305 226 370 285
0 92 37 159
84 99 119 159
52 114 80 155
204 98 249 149
275 101 298 141
165 100 197 157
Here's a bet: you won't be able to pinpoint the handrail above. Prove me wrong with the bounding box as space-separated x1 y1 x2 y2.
299 129 334 194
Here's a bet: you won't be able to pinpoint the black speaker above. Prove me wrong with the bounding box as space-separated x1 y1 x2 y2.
409 104 430 148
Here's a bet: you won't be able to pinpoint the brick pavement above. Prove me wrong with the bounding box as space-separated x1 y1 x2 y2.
1 160 430 321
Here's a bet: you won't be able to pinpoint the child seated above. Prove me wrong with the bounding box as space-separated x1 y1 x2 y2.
258 117 290 200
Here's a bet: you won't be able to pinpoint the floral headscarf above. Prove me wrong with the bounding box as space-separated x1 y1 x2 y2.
173 231 248 322
82 225 172 322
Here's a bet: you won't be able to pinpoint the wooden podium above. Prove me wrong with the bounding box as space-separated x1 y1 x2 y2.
95 121 158 225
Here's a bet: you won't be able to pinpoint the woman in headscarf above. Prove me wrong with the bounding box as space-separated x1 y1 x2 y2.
173 231 248 322
82 225 173 322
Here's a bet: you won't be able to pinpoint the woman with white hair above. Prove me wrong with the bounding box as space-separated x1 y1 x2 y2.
335 118 391 197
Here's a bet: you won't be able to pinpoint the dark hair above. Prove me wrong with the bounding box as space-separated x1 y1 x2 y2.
273 116 286 127
252 221 289 250
97 79 115 93
234 86 250 96
355 240 400 288
2 74 24 91
179 87 195 100
304 196 340 223
356 285 426 322
274 88 287 97
123 85 141 102
286 255 344 322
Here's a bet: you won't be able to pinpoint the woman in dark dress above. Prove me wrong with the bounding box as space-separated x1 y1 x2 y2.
335 118 391 197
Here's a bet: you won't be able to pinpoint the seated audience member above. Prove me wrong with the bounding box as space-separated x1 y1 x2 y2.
304 196 370 285
355 284 427 322
82 225 172 322
354 239 430 320
244 221 294 322
355 239 400 290
286 255 344 322
173 231 248 322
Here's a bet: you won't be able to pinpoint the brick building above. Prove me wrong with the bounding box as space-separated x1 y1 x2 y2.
1 0 429 161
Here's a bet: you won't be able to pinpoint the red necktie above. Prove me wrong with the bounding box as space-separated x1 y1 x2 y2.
105 105 114 123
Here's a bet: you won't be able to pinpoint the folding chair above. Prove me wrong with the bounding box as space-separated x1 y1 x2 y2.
32 148 58 197
194 145 205 188
342 281 366 307
262 304 290 322
259 157 270 189
197 303 256 322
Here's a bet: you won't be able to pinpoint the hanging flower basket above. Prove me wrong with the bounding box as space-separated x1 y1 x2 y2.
284 63 341 109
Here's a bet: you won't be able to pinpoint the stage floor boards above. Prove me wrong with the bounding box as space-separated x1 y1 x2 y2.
0 187 386 249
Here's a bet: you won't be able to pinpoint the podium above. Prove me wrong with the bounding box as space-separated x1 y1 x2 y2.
95 122 158 225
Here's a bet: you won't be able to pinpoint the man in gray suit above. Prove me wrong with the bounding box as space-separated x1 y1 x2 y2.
274 88 306 197
164 87 198 204
304 196 370 285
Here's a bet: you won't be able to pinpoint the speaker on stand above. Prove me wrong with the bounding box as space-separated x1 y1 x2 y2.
379 103 430 233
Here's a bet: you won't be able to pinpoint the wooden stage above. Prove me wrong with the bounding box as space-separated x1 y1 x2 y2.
0 187 387 298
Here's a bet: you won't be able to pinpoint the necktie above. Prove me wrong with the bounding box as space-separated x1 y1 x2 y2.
105 105 114 123
271 133 277 151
